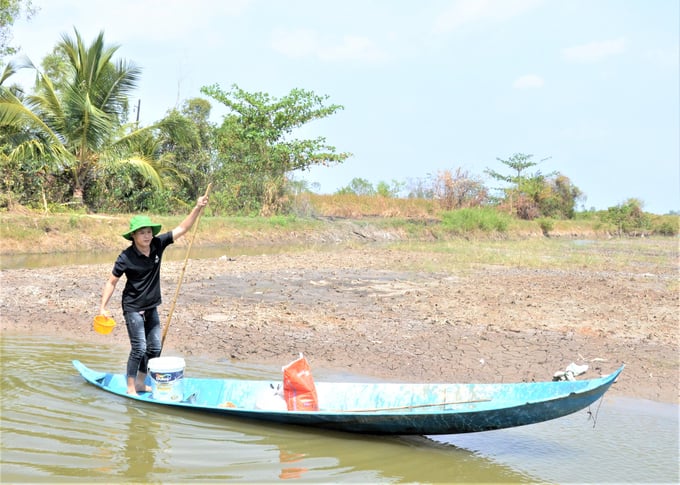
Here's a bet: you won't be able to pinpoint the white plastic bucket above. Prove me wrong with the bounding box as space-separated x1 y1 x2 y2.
148 356 185 401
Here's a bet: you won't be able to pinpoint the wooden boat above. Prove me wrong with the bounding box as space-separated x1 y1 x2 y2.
72 360 623 435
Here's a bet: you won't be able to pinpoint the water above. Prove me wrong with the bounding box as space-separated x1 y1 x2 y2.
0 244 309 270
1 335 677 483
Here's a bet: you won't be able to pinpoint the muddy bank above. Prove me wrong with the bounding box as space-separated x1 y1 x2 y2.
1 244 677 404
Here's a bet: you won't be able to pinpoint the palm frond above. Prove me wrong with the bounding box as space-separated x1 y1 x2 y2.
0 88 67 149
115 155 164 190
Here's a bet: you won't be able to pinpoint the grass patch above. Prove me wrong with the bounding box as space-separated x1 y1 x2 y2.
306 193 439 218
387 237 678 274
440 208 511 234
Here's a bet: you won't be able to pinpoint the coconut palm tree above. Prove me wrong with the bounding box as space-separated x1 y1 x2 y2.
0 28 182 208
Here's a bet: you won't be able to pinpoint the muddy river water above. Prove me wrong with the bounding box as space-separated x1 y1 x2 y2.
1 334 677 483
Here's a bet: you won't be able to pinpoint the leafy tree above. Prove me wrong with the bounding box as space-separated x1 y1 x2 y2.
0 29 194 210
39 44 72 92
539 174 583 219
376 179 404 198
602 198 651 236
0 58 71 210
150 99 213 202
201 83 351 215
336 177 375 196
0 0 37 61
486 153 563 219
88 108 201 213
485 153 542 187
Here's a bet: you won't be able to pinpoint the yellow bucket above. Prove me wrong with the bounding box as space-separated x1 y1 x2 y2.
93 315 116 335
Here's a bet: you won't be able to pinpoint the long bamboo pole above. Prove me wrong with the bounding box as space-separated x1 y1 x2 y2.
337 398 491 413
161 183 212 351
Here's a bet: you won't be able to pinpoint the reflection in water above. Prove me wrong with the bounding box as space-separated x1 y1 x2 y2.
0 335 535 483
120 406 163 482
278 449 308 480
1 334 677 483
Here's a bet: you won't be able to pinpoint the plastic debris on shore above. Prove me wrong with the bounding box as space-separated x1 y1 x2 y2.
553 362 589 381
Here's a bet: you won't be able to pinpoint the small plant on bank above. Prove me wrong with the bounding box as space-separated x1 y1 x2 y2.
537 218 555 236
267 214 296 227
651 215 678 236
440 207 511 234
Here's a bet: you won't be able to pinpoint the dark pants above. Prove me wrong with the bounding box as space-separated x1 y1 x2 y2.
124 308 161 378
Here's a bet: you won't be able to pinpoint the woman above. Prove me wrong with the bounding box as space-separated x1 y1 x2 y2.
99 196 208 395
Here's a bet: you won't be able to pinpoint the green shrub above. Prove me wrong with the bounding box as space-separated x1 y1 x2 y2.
440 208 510 234
537 218 555 236
652 215 679 236
267 214 296 227
601 199 651 236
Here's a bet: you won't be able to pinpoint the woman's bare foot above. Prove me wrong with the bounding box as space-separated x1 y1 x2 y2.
126 376 150 395
134 373 151 393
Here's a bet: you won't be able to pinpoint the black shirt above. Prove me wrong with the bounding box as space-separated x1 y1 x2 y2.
112 231 174 312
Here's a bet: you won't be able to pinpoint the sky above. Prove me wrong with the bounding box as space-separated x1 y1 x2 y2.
9 0 680 214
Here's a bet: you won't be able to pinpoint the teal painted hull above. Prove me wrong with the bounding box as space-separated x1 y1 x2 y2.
73 360 623 435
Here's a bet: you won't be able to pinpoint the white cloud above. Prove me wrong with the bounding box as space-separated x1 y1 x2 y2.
433 0 543 33
513 74 544 89
562 37 626 62
271 29 387 62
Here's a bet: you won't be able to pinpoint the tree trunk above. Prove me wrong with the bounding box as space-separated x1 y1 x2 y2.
73 187 84 207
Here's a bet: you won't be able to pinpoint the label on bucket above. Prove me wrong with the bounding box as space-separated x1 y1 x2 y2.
148 357 185 401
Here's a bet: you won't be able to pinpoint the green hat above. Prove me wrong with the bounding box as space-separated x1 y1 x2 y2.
122 215 162 240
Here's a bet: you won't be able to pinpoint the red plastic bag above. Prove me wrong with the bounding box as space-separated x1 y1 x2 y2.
282 353 318 411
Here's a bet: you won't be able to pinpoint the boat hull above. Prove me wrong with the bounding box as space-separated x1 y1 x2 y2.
73 360 622 435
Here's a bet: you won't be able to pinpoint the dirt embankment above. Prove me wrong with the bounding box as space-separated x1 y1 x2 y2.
1 243 677 404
